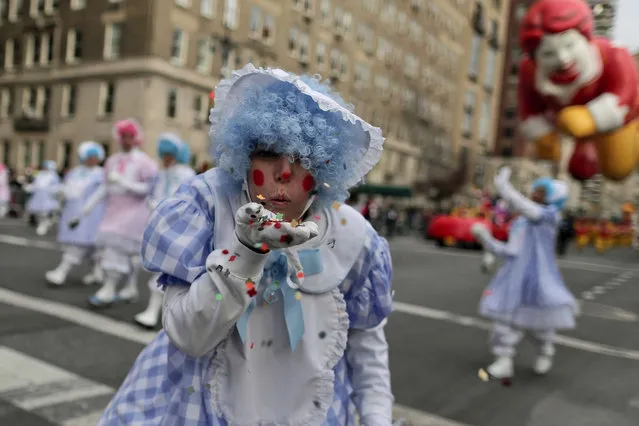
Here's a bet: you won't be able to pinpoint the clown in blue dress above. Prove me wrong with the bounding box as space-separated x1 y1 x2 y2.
99 65 394 425
471 166 578 380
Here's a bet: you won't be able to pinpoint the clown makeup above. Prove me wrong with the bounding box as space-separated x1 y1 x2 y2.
84 156 100 167
248 150 316 221
161 154 176 168
120 132 137 152
531 186 546 204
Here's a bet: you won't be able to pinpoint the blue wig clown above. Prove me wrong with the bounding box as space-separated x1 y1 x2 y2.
157 132 184 161
532 177 569 210
210 65 384 209
78 141 105 163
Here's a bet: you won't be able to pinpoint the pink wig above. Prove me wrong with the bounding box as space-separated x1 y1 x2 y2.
113 118 144 146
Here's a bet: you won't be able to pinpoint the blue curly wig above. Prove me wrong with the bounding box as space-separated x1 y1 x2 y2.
157 133 185 161
78 142 105 162
211 75 369 206
177 141 191 165
532 177 568 210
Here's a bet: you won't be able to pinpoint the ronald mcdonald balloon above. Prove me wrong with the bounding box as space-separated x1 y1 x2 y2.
518 0 639 182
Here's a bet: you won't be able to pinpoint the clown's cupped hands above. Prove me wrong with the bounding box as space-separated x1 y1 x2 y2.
235 202 319 251
556 106 597 139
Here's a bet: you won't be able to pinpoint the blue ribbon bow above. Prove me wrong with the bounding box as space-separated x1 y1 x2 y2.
236 249 322 351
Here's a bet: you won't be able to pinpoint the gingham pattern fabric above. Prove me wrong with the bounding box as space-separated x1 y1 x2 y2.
102 174 393 425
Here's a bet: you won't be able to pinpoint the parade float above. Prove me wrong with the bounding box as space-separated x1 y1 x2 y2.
518 0 639 183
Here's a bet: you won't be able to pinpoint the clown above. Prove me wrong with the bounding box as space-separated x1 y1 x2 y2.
71 119 157 307
98 65 394 425
133 133 195 329
519 0 639 181
472 167 578 380
45 142 107 286
25 160 60 235
0 162 9 218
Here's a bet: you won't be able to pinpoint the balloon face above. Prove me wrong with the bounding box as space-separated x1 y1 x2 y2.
568 141 599 181
535 29 596 86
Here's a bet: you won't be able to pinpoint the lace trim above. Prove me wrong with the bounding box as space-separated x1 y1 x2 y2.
209 64 384 188
208 287 350 425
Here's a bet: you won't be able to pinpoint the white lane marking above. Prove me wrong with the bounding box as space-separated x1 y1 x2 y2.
0 346 113 424
392 301 639 361
393 405 470 425
0 289 462 425
392 242 639 274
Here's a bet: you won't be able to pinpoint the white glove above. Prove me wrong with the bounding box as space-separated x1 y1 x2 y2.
235 202 319 251
471 223 491 240
494 166 512 188
108 171 122 184
480 252 496 274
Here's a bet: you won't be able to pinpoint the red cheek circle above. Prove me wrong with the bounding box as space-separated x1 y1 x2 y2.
302 174 315 192
252 169 265 187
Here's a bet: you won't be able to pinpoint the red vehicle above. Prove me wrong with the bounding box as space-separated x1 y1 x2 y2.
426 215 510 249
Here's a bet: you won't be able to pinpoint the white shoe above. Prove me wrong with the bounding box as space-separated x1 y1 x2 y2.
481 252 496 274
533 355 553 375
88 280 118 307
45 268 67 286
134 309 159 329
486 356 514 379
36 224 47 236
133 292 163 329
116 284 139 303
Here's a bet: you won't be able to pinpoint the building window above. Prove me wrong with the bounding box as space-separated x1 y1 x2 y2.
200 0 214 17
98 82 115 116
37 141 45 166
65 29 83 62
61 84 77 118
41 32 53 65
196 37 211 73
167 88 178 118
104 22 123 59
2 140 10 167
462 90 476 136
479 96 491 141
175 0 190 8
320 0 330 24
468 34 481 79
223 0 238 29
288 28 298 55
170 28 187 65
0 89 12 117
503 127 514 138
316 42 325 68
483 48 496 89
61 140 73 170
505 107 516 119
23 140 32 169
299 33 309 61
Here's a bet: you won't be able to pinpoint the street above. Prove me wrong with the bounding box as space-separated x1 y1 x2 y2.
1 218 639 426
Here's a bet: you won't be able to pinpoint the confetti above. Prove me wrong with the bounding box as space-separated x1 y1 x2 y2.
274 222 282 229
257 193 265 200
275 213 284 220
273 280 280 288
261 242 269 252
290 219 299 227
332 201 341 210
313 215 321 221
250 341 254 349
322 182 330 188
340 218 347 225
222 249 229 254
295 291 302 300
215 293 223 301
280 234 293 244
229 255 237 261
296 271 304 279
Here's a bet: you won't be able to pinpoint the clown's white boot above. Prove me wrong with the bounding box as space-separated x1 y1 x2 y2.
88 273 119 307
533 355 553 375
45 259 74 286
82 262 104 285
134 291 163 329
486 356 514 379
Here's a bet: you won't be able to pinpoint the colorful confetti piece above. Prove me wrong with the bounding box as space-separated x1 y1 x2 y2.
332 201 341 210
275 213 284 220
322 182 330 188
340 218 347 225
295 291 302 300
257 193 265 200
290 219 299 227
215 293 223 301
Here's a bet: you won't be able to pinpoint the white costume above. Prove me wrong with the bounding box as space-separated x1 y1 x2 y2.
25 160 60 235
99 65 394 425
0 162 9 218
46 142 106 286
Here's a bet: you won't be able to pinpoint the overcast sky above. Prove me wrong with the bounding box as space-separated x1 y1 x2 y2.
612 0 639 53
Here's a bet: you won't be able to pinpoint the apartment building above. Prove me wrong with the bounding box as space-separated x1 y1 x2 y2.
459 0 510 193
0 0 474 198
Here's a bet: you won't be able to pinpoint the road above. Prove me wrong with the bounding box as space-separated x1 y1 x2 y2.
0 218 638 426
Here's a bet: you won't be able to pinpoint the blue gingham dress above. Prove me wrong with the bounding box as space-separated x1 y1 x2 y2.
480 207 578 330
99 174 393 425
